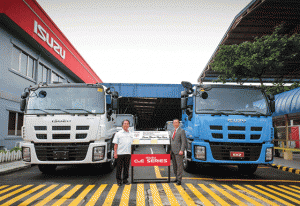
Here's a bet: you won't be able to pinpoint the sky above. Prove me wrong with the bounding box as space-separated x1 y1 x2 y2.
36 0 252 84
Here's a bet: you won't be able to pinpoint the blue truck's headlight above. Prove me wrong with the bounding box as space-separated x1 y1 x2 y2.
22 147 31 162
265 147 273 161
93 146 105 161
194 146 206 160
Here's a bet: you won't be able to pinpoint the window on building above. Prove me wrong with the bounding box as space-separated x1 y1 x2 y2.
37 63 50 84
52 71 64 83
8 111 24 136
12 46 36 79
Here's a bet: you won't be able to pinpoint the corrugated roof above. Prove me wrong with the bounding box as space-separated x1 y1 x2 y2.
273 87 300 117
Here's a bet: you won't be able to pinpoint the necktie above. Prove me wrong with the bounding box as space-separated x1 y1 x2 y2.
172 130 176 139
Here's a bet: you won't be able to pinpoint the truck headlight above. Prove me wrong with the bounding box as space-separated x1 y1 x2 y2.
93 146 105 161
265 147 273 161
194 146 206 160
22 147 31 162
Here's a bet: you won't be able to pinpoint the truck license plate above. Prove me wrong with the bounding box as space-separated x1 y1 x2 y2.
230 151 244 158
53 151 69 160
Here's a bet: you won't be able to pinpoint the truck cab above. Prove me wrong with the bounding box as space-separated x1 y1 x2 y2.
20 83 119 174
180 81 275 175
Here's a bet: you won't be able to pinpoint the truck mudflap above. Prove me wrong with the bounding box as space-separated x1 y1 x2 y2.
191 141 274 164
21 141 111 164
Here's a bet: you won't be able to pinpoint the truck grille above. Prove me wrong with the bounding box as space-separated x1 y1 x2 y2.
210 142 262 161
210 125 262 140
34 143 89 161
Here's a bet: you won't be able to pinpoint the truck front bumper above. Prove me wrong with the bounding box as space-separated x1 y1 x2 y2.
192 141 274 164
21 141 110 165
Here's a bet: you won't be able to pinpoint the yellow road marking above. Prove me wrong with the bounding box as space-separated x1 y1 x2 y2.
19 184 58 206
85 184 107 206
136 184 145 206
279 185 300 193
162 183 180 206
222 185 263 206
0 185 20 195
150 184 163 206
174 184 196 206
198 184 229 206
0 185 9 190
246 185 295 206
51 185 83 206
120 184 131 206
268 185 300 199
186 183 213 206
1 185 45 206
210 184 247 206
35 184 70 206
69 185 95 206
154 166 163 178
234 185 280 206
103 184 119 206
257 185 300 204
0 185 32 202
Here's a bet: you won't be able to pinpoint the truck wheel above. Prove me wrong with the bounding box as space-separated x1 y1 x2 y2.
103 147 116 172
183 150 195 173
238 164 258 175
38 165 57 174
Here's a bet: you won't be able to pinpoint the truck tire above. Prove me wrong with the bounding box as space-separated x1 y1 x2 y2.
183 150 195 173
238 164 258 175
38 165 57 174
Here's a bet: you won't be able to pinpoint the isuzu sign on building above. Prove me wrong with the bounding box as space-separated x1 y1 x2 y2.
0 0 101 83
34 20 66 59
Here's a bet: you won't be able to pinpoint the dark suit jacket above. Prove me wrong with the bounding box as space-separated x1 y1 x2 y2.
169 127 187 155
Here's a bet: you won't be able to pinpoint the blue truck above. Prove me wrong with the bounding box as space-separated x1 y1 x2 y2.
180 82 275 175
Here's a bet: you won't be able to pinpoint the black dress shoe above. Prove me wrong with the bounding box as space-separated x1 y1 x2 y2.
117 182 122 186
123 180 130 185
176 181 181 185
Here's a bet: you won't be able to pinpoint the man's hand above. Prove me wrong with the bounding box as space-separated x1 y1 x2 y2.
114 153 118 159
179 150 183 155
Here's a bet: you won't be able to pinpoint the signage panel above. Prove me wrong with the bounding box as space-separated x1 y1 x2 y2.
131 154 170 166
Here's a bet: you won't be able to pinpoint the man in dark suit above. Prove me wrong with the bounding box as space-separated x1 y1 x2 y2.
170 119 187 185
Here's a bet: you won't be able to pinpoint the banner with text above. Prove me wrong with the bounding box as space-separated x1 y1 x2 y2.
131 154 170 166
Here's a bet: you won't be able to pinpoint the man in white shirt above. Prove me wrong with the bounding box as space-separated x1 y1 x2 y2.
113 119 133 186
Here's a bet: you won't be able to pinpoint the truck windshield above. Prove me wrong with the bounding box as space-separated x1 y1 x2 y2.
115 116 134 127
26 87 105 115
195 87 268 115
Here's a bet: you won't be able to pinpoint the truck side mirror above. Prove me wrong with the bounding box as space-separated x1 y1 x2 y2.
20 99 26 111
181 91 188 110
111 91 119 110
270 101 275 113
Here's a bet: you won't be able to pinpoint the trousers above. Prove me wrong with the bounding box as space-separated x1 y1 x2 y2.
116 154 131 183
171 152 184 181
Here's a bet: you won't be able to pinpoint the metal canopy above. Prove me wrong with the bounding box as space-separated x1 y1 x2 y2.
198 0 300 84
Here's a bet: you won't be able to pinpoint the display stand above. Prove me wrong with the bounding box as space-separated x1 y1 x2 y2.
130 131 171 184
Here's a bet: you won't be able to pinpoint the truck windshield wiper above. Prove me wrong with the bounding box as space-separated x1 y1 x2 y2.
27 109 50 114
44 109 72 114
200 109 227 115
65 109 94 114
237 110 266 116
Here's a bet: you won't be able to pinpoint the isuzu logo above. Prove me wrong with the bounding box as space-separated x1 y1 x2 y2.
34 20 66 59
52 120 71 123
228 119 246 123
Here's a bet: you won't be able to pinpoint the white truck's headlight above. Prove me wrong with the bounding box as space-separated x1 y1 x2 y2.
22 147 31 162
93 146 105 161
194 146 206 160
265 147 273 161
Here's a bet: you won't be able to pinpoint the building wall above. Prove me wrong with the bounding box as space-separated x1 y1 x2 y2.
0 24 76 150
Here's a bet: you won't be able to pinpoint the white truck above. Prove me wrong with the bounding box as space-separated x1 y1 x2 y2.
115 114 137 132
20 83 119 174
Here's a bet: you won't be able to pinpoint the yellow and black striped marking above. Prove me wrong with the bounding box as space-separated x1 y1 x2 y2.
271 163 300 175
1 183 300 205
